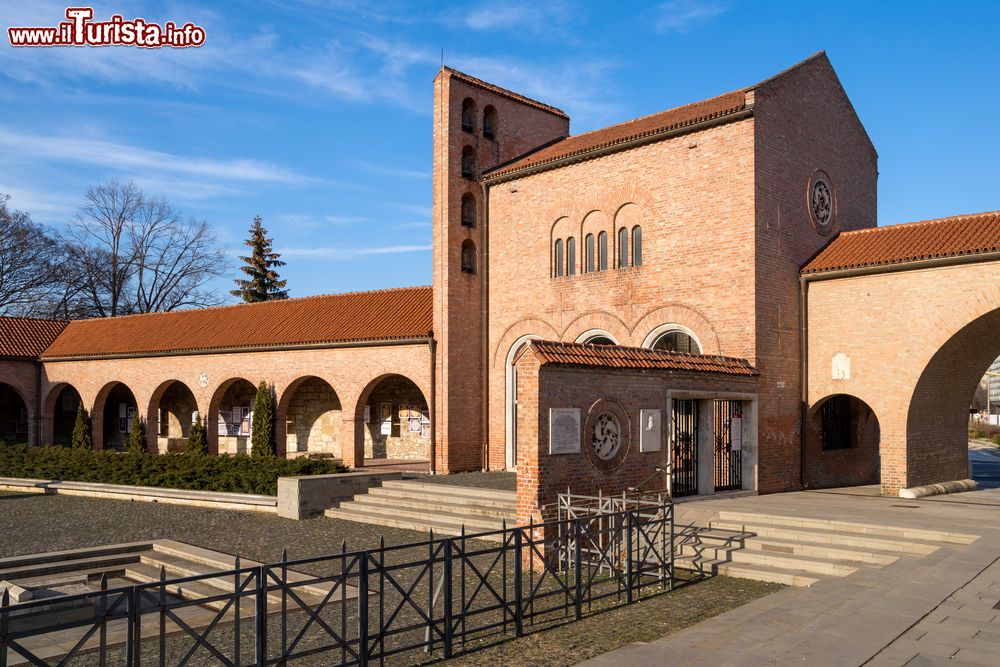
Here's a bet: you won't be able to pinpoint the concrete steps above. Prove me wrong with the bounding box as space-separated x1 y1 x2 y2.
714 511 979 545
0 551 144 583
325 480 516 539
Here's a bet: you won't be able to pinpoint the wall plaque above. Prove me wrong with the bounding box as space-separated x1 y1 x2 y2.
639 409 661 452
549 408 581 455
731 417 743 451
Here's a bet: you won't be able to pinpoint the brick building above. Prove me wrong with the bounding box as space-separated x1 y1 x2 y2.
1 52 997 513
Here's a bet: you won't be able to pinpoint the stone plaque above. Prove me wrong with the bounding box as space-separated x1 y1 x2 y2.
832 352 851 380
639 409 661 452
549 408 581 455
731 417 743 451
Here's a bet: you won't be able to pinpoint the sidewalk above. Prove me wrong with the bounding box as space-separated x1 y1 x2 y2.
578 481 1000 666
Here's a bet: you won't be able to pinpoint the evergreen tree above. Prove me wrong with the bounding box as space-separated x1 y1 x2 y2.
251 381 276 457
187 415 207 456
127 412 147 455
71 403 93 450
231 215 288 302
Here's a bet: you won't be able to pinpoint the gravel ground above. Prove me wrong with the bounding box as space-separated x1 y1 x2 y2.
405 471 516 491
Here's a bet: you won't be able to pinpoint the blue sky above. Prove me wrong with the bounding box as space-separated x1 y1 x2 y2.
1 1 997 299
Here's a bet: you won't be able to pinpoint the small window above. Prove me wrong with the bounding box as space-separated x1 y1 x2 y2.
566 237 576 275
618 227 629 268
632 225 642 266
461 240 478 274
483 105 497 140
554 239 564 277
585 335 615 346
461 194 476 228
821 395 853 450
597 231 608 271
461 98 475 132
652 330 700 354
461 146 477 180
585 234 595 272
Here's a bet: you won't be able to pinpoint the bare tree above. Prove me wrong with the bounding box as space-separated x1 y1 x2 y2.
61 181 228 317
0 194 63 316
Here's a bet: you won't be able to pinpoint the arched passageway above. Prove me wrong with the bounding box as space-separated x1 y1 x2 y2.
355 374 430 464
148 380 199 454
209 378 256 455
45 384 82 446
278 377 342 458
805 393 880 488
93 382 138 451
0 383 29 444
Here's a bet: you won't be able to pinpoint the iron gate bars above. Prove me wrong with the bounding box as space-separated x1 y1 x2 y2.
672 399 699 496
0 501 674 667
714 400 743 491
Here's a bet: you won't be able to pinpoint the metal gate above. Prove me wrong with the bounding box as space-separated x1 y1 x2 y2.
671 399 698 497
713 400 743 491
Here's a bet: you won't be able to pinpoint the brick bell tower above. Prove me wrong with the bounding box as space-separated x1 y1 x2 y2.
432 67 569 472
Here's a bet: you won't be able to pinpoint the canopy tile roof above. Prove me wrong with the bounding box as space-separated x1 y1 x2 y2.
484 52 829 181
0 317 68 358
41 286 433 359
802 211 1000 275
526 340 758 377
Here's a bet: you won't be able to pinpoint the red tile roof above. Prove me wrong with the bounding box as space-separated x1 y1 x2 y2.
442 66 569 119
802 211 1000 275
0 317 68 358
484 52 828 181
41 287 433 359
526 340 758 377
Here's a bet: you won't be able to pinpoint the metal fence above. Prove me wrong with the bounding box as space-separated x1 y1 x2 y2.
1 500 674 667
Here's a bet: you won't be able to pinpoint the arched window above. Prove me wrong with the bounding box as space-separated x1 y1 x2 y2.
618 227 629 268
585 234 595 272
461 146 477 180
554 239 564 277
483 105 497 140
585 336 616 346
566 237 576 275
461 240 477 274
652 330 700 354
461 98 475 132
461 193 476 228
632 225 642 266
597 231 608 271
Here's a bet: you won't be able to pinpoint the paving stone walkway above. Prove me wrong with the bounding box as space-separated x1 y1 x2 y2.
578 449 1000 667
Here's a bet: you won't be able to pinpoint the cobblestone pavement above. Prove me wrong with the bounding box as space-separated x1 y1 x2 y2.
406 471 516 490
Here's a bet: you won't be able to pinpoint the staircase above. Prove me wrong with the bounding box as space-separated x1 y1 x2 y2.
676 510 979 587
324 480 516 538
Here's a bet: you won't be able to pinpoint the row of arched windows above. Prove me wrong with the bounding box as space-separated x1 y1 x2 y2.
581 329 700 354
462 98 497 140
553 226 642 277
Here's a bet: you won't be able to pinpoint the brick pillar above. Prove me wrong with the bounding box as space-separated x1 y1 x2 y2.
340 416 364 469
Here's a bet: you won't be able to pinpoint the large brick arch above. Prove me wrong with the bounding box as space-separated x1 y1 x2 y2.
146 379 202 454
350 372 430 467
632 304 722 355
562 311 631 345
92 380 138 451
276 375 344 458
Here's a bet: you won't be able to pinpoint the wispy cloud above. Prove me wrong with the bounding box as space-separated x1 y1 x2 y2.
464 1 573 34
280 244 431 258
388 202 433 218
358 162 430 179
653 0 728 32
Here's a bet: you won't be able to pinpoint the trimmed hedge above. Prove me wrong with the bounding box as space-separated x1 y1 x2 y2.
0 444 346 496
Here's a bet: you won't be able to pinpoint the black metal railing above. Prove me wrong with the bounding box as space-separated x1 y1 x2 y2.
672 399 699 496
714 400 743 491
0 502 674 666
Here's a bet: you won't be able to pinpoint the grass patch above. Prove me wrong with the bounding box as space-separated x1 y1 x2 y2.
0 444 346 495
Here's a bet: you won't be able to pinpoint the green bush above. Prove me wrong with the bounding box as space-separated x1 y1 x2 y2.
993 434 1000 447
71 403 93 450
127 412 147 456
251 381 275 457
187 416 207 456
0 445 346 496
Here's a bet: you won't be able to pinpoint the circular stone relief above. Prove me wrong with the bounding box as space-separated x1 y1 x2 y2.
197 372 209 388
808 171 835 233
583 399 631 473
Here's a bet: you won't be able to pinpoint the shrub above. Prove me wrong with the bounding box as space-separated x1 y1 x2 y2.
993 434 1000 447
187 415 207 456
71 403 93 450
251 381 275 457
127 412 147 456
0 444 346 496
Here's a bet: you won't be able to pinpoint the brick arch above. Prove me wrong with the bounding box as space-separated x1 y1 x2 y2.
146 379 201 454
41 382 83 445
605 183 655 218
902 307 1000 490
276 375 343 458
492 318 560 368
562 311 631 345
207 377 256 456
0 381 31 445
92 380 138 451
631 304 722 354
351 372 430 466
804 392 881 489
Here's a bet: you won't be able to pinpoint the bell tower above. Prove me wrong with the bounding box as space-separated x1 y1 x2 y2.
431 67 569 472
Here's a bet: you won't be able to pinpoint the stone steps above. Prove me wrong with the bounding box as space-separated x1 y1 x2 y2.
674 557 821 588
709 520 942 556
326 480 515 539
0 551 143 583
0 541 150 572
124 562 256 612
714 511 979 544
677 542 860 577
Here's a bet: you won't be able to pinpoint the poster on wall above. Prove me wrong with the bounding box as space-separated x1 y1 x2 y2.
218 412 228 436
409 418 421 433
639 409 661 452
420 423 430 439
239 407 251 436
380 403 392 436
420 408 430 424
364 405 370 424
